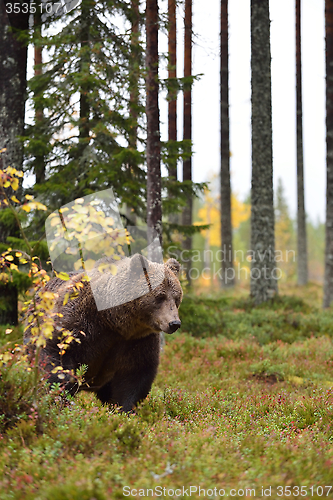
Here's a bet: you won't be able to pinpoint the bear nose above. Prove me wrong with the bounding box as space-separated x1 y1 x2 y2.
168 320 181 333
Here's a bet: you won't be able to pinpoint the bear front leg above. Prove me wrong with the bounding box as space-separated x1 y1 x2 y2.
96 365 158 412
96 333 160 412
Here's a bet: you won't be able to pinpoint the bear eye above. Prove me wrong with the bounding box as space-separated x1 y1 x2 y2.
156 294 166 304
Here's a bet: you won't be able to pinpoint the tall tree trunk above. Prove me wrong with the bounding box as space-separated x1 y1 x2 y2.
220 0 234 288
146 0 162 250
296 0 308 286
129 0 140 151
250 0 277 304
79 0 90 150
126 0 140 224
324 0 333 307
34 8 45 184
182 0 192 284
168 0 177 180
167 0 178 225
0 1 30 325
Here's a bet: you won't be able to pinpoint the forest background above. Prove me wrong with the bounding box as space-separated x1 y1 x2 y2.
193 177 324 288
1 0 324 300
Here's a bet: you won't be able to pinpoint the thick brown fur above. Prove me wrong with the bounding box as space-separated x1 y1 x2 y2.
24 255 183 412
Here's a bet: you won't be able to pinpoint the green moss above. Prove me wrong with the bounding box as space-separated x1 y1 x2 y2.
179 294 333 344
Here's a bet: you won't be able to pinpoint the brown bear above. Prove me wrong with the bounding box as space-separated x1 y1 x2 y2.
24 254 183 412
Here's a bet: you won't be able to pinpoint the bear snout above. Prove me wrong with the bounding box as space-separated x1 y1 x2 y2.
167 320 181 334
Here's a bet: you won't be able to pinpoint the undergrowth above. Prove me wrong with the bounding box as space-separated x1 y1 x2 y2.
179 293 333 344
0 293 333 498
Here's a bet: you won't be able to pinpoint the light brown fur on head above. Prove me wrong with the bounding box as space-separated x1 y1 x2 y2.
51 254 183 340
121 256 183 336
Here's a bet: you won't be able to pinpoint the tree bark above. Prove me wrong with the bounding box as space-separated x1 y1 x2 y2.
129 0 140 151
324 0 333 307
167 0 178 226
250 0 278 304
182 0 192 284
146 0 162 249
34 8 45 184
79 0 91 148
296 0 308 286
220 0 234 287
126 0 141 224
0 0 30 325
168 0 177 180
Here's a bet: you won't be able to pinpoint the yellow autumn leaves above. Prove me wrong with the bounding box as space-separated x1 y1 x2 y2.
0 162 47 212
196 189 250 247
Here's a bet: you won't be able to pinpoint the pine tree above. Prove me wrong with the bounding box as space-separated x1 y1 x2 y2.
250 0 277 304
296 0 308 286
182 0 193 283
162 0 206 249
168 0 177 182
324 0 333 307
220 0 234 287
33 8 46 185
146 0 162 247
129 0 141 152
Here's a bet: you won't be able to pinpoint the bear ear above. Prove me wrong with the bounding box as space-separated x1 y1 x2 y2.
165 258 181 277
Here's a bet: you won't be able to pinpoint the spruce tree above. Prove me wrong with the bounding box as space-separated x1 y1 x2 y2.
26 0 146 216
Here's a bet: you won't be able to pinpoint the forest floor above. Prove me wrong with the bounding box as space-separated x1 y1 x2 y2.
0 284 333 499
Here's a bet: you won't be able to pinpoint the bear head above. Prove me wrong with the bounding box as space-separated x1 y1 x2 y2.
91 254 183 338
85 254 183 338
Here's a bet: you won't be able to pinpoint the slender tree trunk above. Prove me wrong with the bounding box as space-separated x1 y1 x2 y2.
168 0 177 180
69 0 91 196
129 0 140 151
182 0 192 284
324 0 333 307
34 8 45 184
79 0 90 148
0 1 30 325
126 0 140 224
250 0 277 304
146 0 162 249
296 0 308 286
167 0 178 225
220 0 234 288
